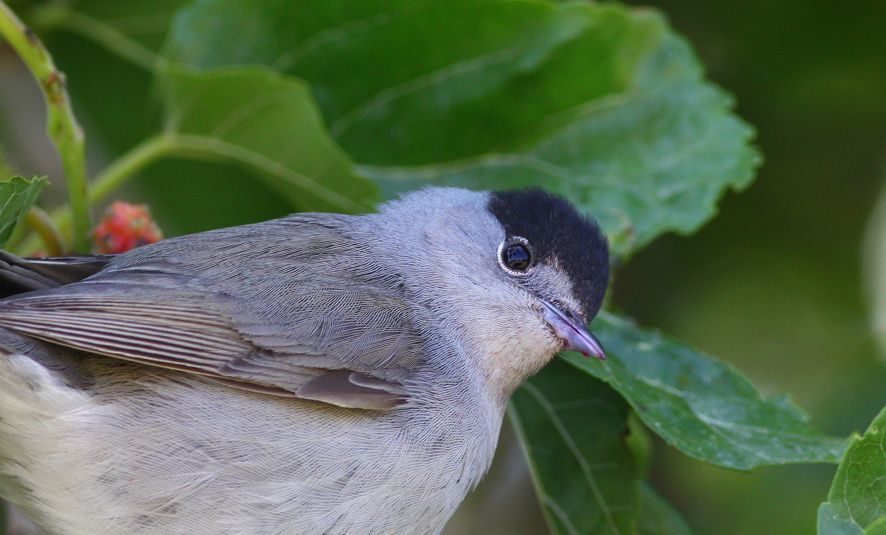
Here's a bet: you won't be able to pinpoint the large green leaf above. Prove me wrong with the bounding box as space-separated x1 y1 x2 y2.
157 67 378 212
565 313 847 470
0 176 48 247
165 0 760 255
818 406 886 534
510 359 638 535
26 0 188 67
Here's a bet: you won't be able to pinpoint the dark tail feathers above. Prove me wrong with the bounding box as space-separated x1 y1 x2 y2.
0 251 112 297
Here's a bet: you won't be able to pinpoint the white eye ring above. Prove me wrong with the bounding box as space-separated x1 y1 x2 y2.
497 236 534 276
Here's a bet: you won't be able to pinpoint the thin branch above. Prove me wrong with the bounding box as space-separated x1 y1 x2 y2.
0 1 90 252
16 135 175 254
0 2 91 252
89 135 176 203
24 206 65 255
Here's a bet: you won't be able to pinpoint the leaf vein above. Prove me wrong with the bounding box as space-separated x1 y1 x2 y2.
522 382 622 535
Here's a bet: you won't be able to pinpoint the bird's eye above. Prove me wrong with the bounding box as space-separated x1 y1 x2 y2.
498 237 533 275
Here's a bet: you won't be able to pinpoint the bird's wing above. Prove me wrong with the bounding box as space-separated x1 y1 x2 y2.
0 216 425 410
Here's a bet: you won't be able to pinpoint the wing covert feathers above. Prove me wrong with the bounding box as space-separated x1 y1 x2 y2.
0 216 424 410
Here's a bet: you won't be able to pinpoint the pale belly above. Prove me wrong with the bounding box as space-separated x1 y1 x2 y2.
0 350 500 535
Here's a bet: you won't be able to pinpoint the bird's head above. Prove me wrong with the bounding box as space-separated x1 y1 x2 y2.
373 187 610 400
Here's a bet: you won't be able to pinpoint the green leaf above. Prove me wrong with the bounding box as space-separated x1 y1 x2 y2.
510 359 638 535
165 0 760 256
0 176 48 247
818 406 886 534
637 483 693 535
157 66 378 212
819 503 864 535
566 313 847 470
37 21 295 236
625 412 653 477
28 0 189 69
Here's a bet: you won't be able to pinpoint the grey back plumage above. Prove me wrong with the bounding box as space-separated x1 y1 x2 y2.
0 214 426 409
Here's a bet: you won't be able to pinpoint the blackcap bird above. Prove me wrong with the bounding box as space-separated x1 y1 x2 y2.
0 187 608 534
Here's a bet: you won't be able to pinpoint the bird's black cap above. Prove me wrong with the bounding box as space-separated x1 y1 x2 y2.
488 189 609 318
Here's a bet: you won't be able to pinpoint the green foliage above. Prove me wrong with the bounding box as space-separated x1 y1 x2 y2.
572 313 847 470
0 1 858 534
818 407 886 534
510 360 638 535
0 176 47 247
164 0 760 256
33 0 187 55
158 67 378 212
637 483 692 535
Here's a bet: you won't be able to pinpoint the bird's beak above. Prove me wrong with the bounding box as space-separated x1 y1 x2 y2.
541 301 605 360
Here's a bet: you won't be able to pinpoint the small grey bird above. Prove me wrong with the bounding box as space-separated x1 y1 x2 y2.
0 187 608 534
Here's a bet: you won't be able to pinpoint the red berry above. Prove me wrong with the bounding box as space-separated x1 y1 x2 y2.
93 201 163 254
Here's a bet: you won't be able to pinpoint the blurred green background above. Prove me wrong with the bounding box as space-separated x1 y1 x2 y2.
1 1 885 534
615 1 886 534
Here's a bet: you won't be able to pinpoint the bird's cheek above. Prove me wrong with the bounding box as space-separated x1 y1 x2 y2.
504 318 562 366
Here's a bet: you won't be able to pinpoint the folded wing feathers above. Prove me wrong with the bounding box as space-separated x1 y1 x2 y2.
0 298 250 375
0 257 420 409
0 293 414 409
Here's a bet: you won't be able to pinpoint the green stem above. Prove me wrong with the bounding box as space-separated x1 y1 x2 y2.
89 135 176 204
96 134 363 212
16 130 366 254
17 135 176 254
0 1 90 252
25 206 65 256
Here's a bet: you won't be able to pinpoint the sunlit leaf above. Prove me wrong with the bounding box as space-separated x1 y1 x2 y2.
818 406 886 534
866 517 886 535
818 503 862 535
566 313 848 470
